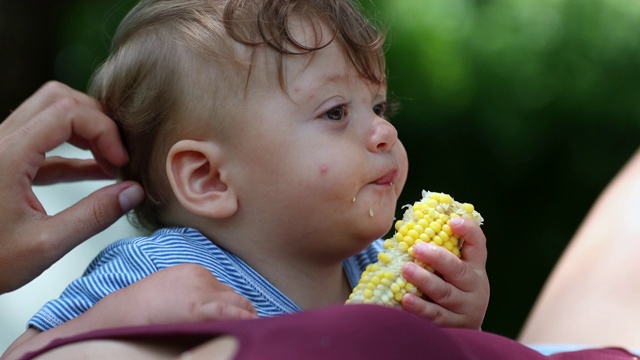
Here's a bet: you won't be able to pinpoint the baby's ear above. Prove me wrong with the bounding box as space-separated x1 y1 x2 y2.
166 140 237 219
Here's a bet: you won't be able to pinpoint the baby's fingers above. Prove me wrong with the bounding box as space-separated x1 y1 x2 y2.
410 242 469 290
449 217 487 266
401 291 455 326
402 260 458 307
399 266 468 328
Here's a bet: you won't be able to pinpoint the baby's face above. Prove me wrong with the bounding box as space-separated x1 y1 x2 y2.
225 38 408 258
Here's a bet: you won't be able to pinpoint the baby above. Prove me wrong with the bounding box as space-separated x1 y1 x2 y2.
8 0 489 357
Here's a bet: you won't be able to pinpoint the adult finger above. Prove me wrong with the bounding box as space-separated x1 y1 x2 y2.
13 95 128 171
197 302 259 321
1 81 102 135
33 157 115 185
3 94 128 184
41 181 144 261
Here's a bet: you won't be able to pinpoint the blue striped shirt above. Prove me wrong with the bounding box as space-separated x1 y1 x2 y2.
28 227 383 331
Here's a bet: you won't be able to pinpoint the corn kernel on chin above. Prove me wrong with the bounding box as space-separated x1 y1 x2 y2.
346 190 484 307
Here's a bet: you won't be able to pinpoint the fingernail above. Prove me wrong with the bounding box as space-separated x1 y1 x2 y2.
119 184 144 212
402 262 417 276
415 242 437 255
449 217 463 227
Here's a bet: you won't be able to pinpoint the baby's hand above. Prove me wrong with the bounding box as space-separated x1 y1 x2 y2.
400 217 489 330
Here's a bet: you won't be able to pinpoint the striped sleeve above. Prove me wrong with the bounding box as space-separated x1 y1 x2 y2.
28 238 159 331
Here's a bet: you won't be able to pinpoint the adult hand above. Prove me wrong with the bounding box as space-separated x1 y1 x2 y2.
97 264 259 325
0 81 144 294
3 264 258 360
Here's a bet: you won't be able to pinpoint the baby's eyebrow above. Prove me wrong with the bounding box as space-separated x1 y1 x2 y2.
294 70 349 98
323 71 349 83
311 71 350 88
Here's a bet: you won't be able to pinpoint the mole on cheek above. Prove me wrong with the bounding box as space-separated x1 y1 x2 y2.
319 164 329 176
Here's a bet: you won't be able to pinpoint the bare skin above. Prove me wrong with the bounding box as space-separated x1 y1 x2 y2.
0 81 144 294
3 264 257 360
519 147 640 350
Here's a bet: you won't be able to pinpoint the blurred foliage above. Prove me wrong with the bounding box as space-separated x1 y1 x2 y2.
49 0 138 90
1 0 639 340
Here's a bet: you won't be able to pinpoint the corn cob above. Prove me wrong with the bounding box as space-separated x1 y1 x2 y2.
346 190 484 307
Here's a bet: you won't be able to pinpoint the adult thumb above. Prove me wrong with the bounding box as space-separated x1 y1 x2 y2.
46 181 144 254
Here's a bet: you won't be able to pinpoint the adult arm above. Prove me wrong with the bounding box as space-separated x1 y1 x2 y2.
519 147 640 350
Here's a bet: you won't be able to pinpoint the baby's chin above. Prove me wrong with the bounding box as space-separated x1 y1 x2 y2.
363 216 396 243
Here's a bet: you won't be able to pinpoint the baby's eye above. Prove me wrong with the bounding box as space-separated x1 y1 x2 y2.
374 98 400 120
373 102 388 117
323 105 347 121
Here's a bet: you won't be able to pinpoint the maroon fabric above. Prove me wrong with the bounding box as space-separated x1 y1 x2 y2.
21 305 638 360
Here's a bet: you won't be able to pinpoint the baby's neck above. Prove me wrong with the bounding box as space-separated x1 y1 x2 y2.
253 255 352 309
194 225 356 309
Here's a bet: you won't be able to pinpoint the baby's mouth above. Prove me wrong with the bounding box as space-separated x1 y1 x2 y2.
373 169 398 186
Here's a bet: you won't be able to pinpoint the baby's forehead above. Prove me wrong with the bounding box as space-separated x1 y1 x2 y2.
211 1 387 101
242 38 386 94
290 47 386 90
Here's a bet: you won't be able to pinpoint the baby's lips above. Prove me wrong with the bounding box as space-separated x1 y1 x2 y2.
373 168 399 185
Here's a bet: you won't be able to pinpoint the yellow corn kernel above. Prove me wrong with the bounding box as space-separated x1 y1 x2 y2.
346 190 484 307
394 220 403 231
366 283 375 290
383 239 394 249
424 227 436 238
377 252 392 263
452 247 461 257
450 236 459 247
390 283 400 293
429 221 442 233
403 235 415 246
462 203 475 213
397 241 409 252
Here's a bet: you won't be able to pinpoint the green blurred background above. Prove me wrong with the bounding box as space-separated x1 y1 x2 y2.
1 0 638 340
